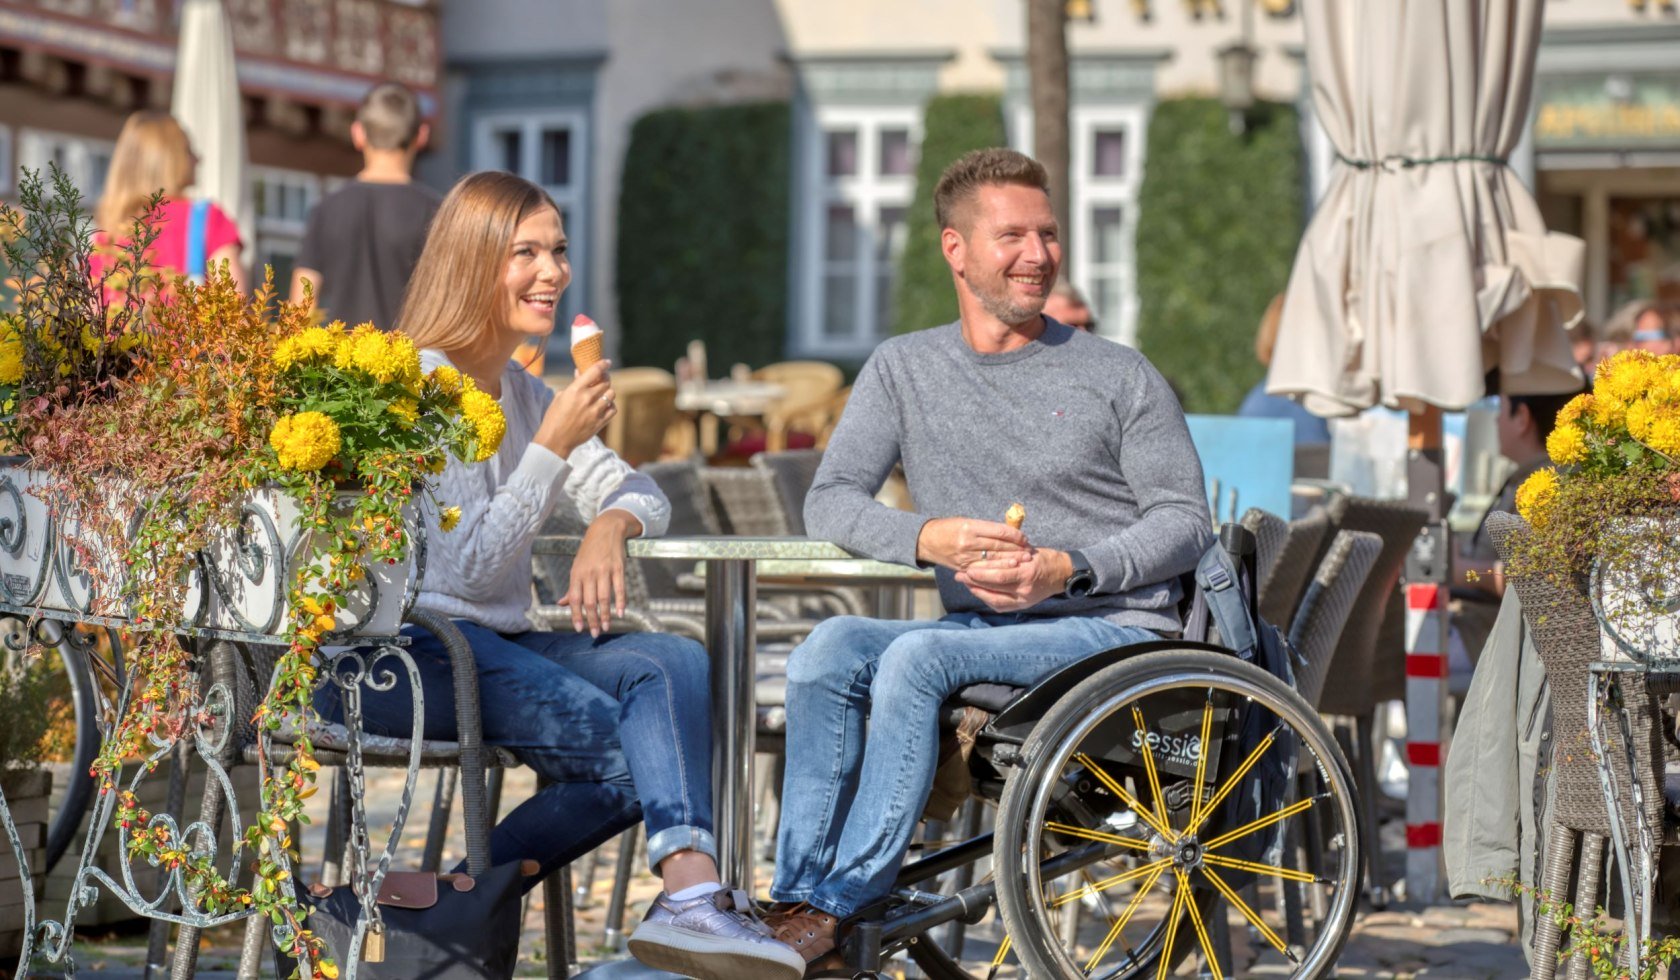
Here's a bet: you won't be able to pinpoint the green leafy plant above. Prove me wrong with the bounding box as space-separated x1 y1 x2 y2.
892 92 1007 337
1490 874 1680 979
1135 97 1303 413
0 655 52 775
616 101 791 371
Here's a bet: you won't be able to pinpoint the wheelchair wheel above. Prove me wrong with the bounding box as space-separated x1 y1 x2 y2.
995 649 1360 979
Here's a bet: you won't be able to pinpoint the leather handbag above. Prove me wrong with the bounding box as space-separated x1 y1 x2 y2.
275 860 535 979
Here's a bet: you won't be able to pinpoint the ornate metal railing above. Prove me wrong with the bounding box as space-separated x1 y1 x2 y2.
0 466 431 979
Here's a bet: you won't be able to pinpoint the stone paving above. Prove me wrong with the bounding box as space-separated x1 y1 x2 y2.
14 767 1532 979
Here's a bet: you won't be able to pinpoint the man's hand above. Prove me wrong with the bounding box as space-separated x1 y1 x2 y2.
955 548 1075 613
563 509 643 636
916 517 1030 571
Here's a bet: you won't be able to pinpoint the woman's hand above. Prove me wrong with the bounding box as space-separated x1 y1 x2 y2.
563 508 643 636
536 361 616 459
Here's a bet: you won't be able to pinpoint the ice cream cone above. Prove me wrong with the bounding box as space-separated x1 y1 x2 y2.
1005 503 1026 530
571 314 604 371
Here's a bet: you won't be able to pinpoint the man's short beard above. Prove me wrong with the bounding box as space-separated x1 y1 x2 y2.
974 284 1044 326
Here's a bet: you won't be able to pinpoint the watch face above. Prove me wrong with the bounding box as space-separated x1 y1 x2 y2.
1066 570 1096 599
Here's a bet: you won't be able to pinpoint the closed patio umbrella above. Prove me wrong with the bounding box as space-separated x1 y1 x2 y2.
1269 0 1586 906
171 0 252 252
1269 0 1585 417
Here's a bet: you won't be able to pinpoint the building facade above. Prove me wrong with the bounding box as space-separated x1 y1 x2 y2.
432 0 1674 363
0 0 440 288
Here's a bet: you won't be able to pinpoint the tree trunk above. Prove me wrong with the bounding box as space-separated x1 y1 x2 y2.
1026 0 1071 265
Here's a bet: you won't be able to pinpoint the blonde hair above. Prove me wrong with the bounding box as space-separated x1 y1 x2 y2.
95 112 196 235
396 171 560 353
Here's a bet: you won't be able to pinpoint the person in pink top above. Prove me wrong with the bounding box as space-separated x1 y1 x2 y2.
92 111 247 292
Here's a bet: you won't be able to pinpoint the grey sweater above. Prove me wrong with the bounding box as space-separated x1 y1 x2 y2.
806 319 1212 632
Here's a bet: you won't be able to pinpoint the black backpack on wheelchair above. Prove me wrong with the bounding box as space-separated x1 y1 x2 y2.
830 524 1362 980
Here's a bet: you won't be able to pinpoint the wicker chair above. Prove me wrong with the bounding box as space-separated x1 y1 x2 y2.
1486 512 1669 980
1289 530 1384 711
749 361 845 453
1307 495 1428 906
750 449 825 537
602 367 678 467
1241 506 1331 635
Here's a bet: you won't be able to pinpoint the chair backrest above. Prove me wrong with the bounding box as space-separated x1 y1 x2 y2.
1286 530 1381 709
702 466 790 537
1241 506 1330 633
603 367 677 467
1314 495 1428 716
753 361 844 412
750 449 823 536
1486 512 1664 837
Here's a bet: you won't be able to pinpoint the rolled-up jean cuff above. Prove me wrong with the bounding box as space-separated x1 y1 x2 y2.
644 825 717 873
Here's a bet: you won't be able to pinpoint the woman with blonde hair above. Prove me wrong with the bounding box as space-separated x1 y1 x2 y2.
326 171 801 979
93 111 247 290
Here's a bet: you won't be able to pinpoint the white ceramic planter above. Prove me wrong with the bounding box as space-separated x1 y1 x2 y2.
0 461 420 639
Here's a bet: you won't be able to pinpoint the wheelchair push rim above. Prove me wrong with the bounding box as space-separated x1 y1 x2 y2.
995 650 1361 979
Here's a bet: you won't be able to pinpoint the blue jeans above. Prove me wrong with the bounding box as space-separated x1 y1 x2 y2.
316 620 715 888
770 613 1158 917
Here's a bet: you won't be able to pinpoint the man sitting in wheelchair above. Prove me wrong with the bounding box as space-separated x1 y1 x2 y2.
765 147 1214 968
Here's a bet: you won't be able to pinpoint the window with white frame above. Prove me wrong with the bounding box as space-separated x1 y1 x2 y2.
17 129 114 200
251 167 324 288
473 110 588 349
798 107 919 356
1009 104 1146 345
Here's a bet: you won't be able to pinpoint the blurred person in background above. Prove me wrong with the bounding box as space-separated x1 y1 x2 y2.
1237 293 1330 446
93 110 246 291
1629 299 1674 354
1566 317 1596 375
290 82 441 330
1041 280 1096 331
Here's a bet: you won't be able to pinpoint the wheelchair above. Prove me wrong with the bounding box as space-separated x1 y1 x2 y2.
814 525 1362 979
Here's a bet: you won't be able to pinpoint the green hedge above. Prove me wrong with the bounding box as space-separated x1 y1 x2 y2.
615 102 791 370
892 93 1008 336
1135 98 1304 414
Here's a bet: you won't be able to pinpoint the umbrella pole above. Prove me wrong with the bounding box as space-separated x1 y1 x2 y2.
1403 406 1450 904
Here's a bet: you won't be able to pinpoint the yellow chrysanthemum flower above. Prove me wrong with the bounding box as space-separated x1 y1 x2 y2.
384 331 422 388
427 364 464 398
1626 398 1660 441
1645 417 1680 458
269 411 342 472
1597 350 1663 407
0 329 23 386
1556 392 1592 430
387 397 419 428
438 506 462 532
1515 467 1559 525
1590 389 1627 428
459 388 506 462
334 324 421 386
1545 423 1587 465
275 325 344 372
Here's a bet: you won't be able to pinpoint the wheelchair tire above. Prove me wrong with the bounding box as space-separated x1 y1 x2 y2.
995 649 1361 979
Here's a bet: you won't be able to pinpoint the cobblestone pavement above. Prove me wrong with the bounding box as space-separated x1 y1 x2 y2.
19 768 1530 979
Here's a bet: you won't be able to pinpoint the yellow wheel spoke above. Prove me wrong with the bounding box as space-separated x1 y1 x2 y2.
989 934 1011 969
1084 862 1167 972
1203 796 1317 851
1132 704 1172 833
1075 752 1178 842
1043 821 1152 850
1050 857 1173 908
1190 696 1214 829
1154 876 1189 980
1200 864 1297 962
1201 852 1320 884
1177 869 1224 980
1183 724 1281 838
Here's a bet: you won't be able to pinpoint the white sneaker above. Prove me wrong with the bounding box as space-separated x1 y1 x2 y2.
628 887 805 980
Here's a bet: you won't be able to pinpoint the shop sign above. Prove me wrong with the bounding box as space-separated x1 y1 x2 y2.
1535 73 1680 149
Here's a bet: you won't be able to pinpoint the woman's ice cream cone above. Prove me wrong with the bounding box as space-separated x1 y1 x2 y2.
571 314 604 370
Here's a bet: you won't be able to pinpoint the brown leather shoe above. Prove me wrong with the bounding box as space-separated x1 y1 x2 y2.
768 903 839 964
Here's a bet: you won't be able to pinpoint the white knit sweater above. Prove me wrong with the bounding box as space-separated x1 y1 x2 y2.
414 350 671 633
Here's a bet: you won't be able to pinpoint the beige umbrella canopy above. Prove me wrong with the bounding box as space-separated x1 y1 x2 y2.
1267 0 1586 417
172 0 252 251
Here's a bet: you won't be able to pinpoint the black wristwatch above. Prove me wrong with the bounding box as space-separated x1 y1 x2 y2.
1063 550 1096 599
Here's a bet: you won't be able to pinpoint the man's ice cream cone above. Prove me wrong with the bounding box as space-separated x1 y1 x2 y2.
1005 503 1026 529
571 315 604 370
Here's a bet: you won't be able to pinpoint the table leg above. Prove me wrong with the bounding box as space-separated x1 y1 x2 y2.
706 558 757 888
